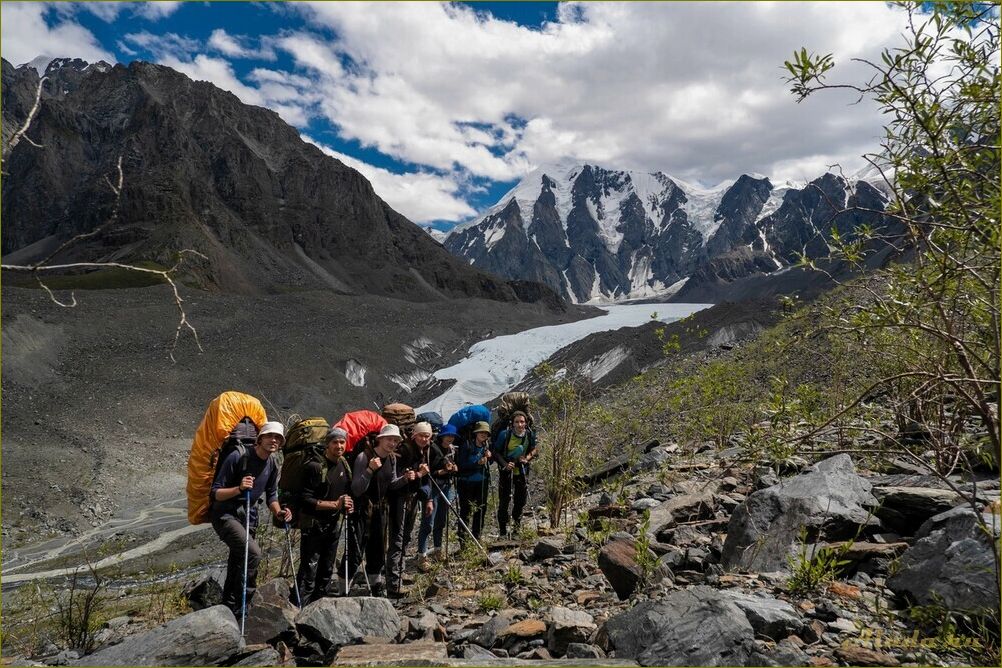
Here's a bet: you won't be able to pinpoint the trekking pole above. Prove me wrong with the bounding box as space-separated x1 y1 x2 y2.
429 475 487 555
283 521 301 607
348 514 373 595
241 490 251 638
342 509 349 595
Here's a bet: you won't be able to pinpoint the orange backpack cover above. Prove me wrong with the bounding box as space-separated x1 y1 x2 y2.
334 410 388 454
186 391 268 524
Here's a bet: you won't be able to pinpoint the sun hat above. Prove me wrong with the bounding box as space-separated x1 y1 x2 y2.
377 424 403 440
472 421 491 435
258 421 286 443
412 421 433 436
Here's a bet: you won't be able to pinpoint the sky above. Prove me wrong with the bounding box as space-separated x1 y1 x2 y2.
0 1 922 229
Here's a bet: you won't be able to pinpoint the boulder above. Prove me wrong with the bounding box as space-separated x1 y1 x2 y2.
244 578 298 645
645 489 716 538
295 597 400 652
533 537 564 560
721 455 878 572
719 590 804 640
231 645 284 666
72 606 240 666
872 485 964 534
603 586 756 665
409 609 447 641
471 611 516 648
183 574 223 611
598 539 647 600
546 606 597 655
887 506 1000 613
566 643 606 659
333 641 447 666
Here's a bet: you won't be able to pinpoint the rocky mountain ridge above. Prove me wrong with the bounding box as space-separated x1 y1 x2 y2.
445 162 892 303
0 57 559 306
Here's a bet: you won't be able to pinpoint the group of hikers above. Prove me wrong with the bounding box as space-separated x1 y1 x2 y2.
186 392 539 624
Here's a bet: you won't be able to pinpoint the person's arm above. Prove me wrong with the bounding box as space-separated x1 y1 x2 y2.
388 456 410 490
492 430 509 466
266 461 290 521
351 453 373 497
523 430 538 462
301 462 325 512
210 450 252 502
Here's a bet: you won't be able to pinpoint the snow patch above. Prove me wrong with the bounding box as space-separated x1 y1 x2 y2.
344 359 366 387
389 369 432 393
403 337 436 365
415 303 711 417
579 345 630 382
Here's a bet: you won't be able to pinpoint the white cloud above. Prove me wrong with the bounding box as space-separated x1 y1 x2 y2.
281 1 918 187
207 28 276 61
302 135 477 223
121 30 199 61
1 3 113 66
132 2 182 21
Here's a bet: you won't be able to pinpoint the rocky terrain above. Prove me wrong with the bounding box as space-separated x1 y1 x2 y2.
7 443 997 667
0 283 588 555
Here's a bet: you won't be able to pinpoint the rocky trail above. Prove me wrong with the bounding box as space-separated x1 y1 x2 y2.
8 442 998 667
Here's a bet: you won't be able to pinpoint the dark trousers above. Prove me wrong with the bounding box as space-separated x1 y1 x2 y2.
384 495 408 592
212 516 261 615
497 468 528 534
356 497 406 593
297 521 341 605
458 478 489 545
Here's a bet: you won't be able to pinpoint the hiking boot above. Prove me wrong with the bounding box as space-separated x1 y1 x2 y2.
417 556 434 573
388 585 410 600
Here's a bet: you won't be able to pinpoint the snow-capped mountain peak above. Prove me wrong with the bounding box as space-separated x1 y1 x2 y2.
445 161 891 304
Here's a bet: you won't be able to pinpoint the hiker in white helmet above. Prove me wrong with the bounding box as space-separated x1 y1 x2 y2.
210 421 291 619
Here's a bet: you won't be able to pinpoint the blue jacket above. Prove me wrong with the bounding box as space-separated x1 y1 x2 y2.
457 439 491 483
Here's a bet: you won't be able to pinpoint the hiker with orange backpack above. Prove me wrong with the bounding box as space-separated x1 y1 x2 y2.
295 427 354 605
210 421 291 620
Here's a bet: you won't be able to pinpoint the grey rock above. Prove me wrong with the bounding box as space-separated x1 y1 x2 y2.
631 498 661 512
232 647 282 666
646 489 716 539
533 537 564 560
604 586 756 665
872 485 965 534
295 597 400 652
462 643 499 660
546 606 596 655
245 578 298 645
471 611 516 648
183 574 223 611
487 552 506 567
72 606 240 666
722 454 878 572
887 506 1000 613
719 590 804 640
565 643 606 659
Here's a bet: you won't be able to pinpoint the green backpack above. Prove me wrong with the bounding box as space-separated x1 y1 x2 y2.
278 417 330 527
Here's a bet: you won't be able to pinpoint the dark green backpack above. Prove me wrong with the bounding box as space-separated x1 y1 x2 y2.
278 417 330 527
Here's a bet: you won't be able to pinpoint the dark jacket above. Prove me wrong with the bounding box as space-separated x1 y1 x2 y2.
351 448 408 503
398 441 433 502
210 446 278 526
299 456 352 529
429 442 456 483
